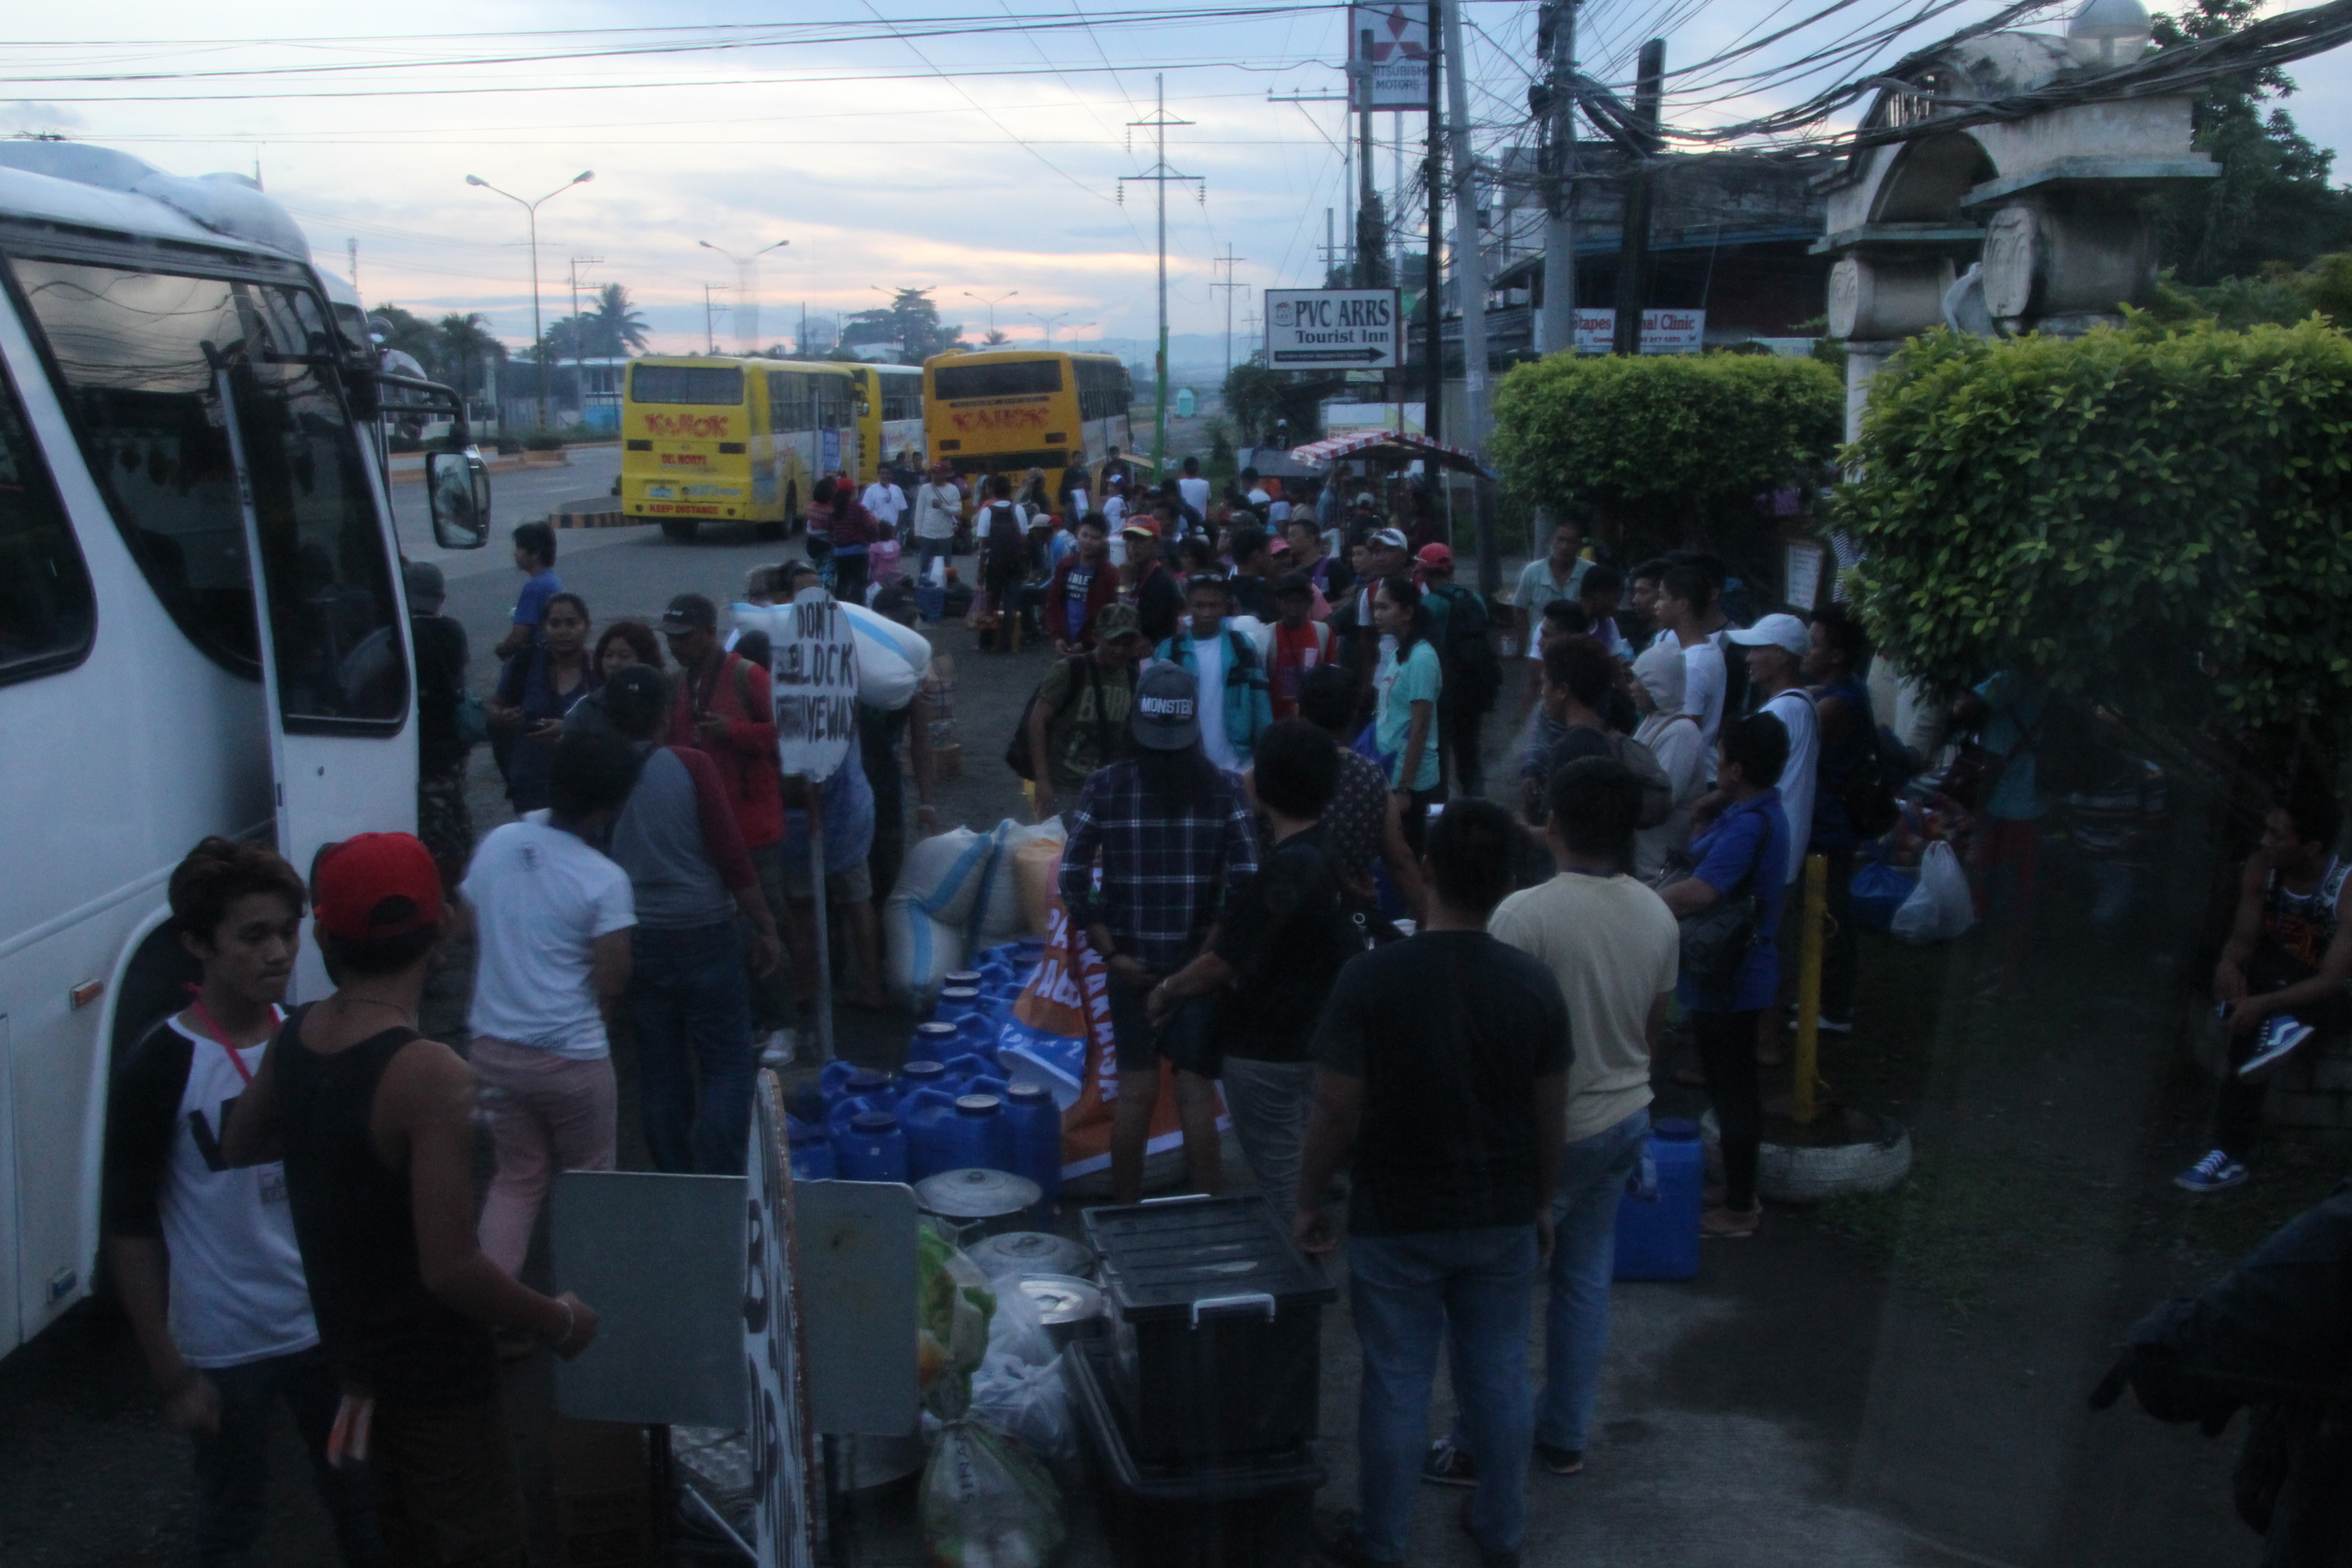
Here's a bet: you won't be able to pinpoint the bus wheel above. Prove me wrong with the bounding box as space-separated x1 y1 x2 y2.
660 517 700 544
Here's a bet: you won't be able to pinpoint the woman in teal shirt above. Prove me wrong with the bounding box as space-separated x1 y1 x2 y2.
1370 575 1444 849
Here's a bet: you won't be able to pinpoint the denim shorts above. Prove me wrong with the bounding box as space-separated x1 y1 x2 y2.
1103 974 1220 1077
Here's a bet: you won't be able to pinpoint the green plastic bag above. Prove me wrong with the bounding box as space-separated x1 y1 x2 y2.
918 1419 1065 1568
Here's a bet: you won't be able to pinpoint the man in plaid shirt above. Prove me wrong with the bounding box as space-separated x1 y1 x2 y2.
1062 664 1261 1201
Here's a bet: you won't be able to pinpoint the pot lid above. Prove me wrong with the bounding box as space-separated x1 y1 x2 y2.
915 1166 1041 1219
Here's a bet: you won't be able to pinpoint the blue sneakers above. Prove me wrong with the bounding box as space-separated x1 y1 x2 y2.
2238 1014 2315 1078
2174 1149 2249 1193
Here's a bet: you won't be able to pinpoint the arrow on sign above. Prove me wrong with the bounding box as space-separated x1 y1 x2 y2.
1270 348 1388 363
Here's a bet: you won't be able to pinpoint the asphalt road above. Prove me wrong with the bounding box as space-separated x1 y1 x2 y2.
0 525 2265 1568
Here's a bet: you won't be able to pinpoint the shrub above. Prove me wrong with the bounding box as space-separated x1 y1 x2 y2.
522 431 566 452
494 436 523 456
387 433 423 454
1489 352 1842 547
1838 320 2352 737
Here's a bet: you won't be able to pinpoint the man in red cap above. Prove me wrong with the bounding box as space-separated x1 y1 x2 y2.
226 830 601 1567
1416 543 1501 796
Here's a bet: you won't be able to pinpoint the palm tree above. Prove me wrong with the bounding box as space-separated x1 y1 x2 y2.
436 313 506 402
588 283 651 357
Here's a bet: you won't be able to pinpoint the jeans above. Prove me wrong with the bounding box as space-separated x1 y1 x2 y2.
1694 1009 1764 1210
834 551 870 609
471 1039 617 1276
916 536 955 572
629 921 757 1175
1349 1225 1539 1562
748 843 791 1032
193 1344 385 1568
368 1397 530 1568
1450 1108 1648 1458
1441 697 1486 797
1218 1056 1317 1228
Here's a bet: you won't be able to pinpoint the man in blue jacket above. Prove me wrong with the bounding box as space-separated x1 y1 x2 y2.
1156 573 1272 774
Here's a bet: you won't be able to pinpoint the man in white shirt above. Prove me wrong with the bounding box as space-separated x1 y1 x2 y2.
860 473 906 539
1726 613 1818 885
1425 755 1678 1486
910 464 963 576
1652 562 1729 765
463 732 640 1276
1177 453 1211 521
1243 466 1271 510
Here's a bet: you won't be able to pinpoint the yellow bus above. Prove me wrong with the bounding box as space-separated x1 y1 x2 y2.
923 349 1131 503
620 356 859 541
845 362 925 485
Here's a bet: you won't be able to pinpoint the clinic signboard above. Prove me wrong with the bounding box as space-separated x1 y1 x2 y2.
1572 308 1707 355
1264 289 1402 369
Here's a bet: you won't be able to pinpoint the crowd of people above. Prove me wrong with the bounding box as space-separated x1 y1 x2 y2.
94 442 2351 1568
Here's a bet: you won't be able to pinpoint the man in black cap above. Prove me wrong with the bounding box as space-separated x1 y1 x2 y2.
1059 665 1261 1202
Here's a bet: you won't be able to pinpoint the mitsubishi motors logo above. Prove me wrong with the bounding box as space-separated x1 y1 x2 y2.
1371 5 1429 60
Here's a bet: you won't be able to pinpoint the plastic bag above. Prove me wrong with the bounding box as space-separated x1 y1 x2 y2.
918 1419 1065 1568
918 1223 997 1420
969 1351 1080 1483
1891 840 1976 945
1848 850 1919 935
985 1274 1058 1368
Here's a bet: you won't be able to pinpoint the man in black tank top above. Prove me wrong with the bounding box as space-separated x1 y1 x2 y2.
226 832 600 1567
2180 794 2352 1195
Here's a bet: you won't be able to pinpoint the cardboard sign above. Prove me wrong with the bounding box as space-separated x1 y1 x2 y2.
772 597 859 780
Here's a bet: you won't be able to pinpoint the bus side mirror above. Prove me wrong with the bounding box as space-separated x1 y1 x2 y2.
426 449 492 549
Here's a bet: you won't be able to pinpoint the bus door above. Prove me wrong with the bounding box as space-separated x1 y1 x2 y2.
207 286 425 1000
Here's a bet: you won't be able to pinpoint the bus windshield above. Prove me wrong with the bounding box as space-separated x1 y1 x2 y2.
631 364 744 405
932 360 1061 401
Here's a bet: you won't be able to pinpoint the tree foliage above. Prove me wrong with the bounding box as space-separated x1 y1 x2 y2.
2147 0 2352 284
843 288 963 361
1489 352 1842 539
540 283 649 361
1220 362 1333 445
1837 322 2352 738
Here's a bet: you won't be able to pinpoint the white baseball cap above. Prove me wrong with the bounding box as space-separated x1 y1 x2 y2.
1725 612 1809 658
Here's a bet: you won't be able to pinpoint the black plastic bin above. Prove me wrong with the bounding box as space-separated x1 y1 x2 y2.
1082 1195 1337 1464
1068 1337 1325 1568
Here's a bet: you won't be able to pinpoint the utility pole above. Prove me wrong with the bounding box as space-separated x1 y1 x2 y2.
1612 39 1667 357
347 238 360 296
1210 245 1249 379
1123 74 1199 476
704 284 725 355
1536 0 1579 356
566 254 603 426
1442 0 1498 593
701 238 789 356
1422 0 1444 449
1270 87 1353 279
1352 26 1381 289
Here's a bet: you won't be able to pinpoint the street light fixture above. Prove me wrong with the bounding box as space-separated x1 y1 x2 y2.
964 289 1018 340
1025 313 1093 346
700 238 790 355
466 169 594 430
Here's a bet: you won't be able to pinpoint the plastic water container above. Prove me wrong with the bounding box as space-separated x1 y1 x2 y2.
821 1063 894 1111
836 1111 910 1183
907 1023 961 1065
899 1057 951 1098
943 969 984 990
1613 1117 1702 1282
940 1093 1013 1173
785 1114 837 1182
952 1012 1002 1054
898 1086 962 1181
933 985 983 1021
1002 1081 1062 1214
1014 937 1047 968
940 1052 1009 1098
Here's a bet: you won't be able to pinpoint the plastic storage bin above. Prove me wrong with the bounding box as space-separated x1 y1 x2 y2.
1083 1195 1337 1464
1068 1338 1323 1568
1613 1116 1703 1282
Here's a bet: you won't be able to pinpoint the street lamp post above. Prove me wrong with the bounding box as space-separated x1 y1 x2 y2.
964 290 1018 342
466 169 594 431
701 238 790 355
1026 312 1093 346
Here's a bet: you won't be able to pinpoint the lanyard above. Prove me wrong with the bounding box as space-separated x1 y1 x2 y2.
184 985 272 1086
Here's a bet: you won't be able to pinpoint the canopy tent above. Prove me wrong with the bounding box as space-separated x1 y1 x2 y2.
1286 430 1495 480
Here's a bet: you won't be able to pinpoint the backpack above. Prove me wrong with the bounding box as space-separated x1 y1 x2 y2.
1431 584 1502 711
1005 655 1117 782
1839 716 1910 841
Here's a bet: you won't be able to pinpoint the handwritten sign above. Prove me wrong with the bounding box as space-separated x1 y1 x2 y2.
773 598 859 780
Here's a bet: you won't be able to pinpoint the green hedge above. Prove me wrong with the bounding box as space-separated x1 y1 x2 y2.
1838 321 2352 732
1489 352 1842 533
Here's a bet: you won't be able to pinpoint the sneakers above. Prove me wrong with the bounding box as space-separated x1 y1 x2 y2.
2174 1149 2249 1193
1421 1436 1478 1487
1534 1442 1584 1476
1785 1012 1855 1034
2238 1014 2315 1078
760 1029 798 1067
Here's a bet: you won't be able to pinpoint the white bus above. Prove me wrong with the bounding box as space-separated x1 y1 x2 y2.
0 143 486 1357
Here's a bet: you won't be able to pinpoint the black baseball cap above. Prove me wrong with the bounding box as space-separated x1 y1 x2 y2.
660 593 717 633
1131 664 1201 751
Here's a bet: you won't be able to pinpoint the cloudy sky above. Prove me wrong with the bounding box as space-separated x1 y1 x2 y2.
5 0 2347 359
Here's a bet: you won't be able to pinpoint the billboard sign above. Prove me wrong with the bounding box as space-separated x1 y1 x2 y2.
1570 308 1708 355
1264 289 1402 369
1351 5 1430 112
